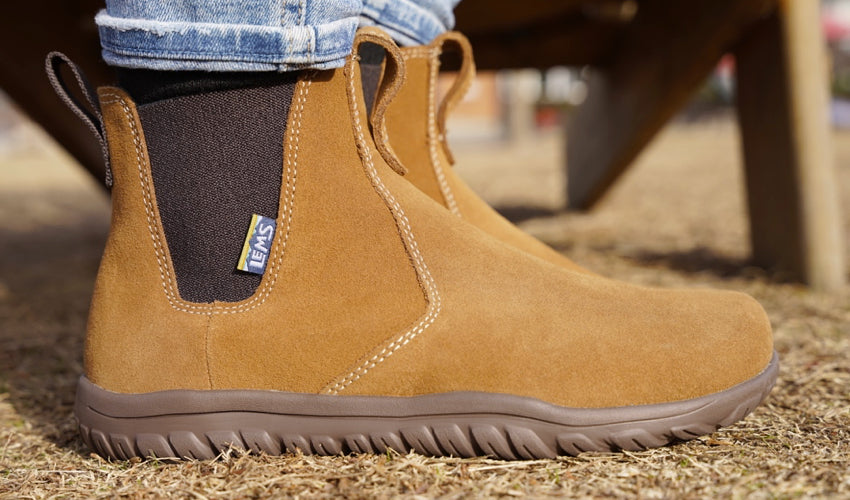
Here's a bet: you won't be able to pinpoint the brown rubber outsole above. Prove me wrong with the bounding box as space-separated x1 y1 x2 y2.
76 352 778 461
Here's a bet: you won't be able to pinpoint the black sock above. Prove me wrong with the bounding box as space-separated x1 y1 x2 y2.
116 68 299 105
359 43 385 113
124 69 298 303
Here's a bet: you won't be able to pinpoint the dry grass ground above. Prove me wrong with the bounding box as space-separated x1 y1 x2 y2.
1 110 848 498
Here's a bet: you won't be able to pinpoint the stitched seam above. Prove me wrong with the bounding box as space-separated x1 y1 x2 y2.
324 57 442 395
401 47 438 60
204 313 214 389
425 55 460 216
99 83 308 315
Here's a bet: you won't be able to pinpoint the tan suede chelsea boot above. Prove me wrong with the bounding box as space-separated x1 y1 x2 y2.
384 31 593 274
50 28 776 461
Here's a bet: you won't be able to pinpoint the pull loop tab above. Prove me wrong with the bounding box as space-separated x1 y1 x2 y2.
45 52 113 187
434 31 476 165
351 27 408 176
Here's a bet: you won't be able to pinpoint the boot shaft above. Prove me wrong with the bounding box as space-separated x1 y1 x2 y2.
87 38 434 394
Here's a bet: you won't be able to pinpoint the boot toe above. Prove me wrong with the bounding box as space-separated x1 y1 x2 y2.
620 287 775 407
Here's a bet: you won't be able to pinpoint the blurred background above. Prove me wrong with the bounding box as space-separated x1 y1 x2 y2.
0 1 848 288
1 0 849 287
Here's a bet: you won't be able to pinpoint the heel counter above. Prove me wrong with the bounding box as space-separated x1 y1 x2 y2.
85 88 209 393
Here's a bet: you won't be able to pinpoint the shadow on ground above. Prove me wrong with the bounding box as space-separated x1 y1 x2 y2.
0 191 105 455
494 203 785 281
622 248 772 280
492 204 561 225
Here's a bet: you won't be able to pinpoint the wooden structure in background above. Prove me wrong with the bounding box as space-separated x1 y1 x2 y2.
735 1 846 291
457 0 845 291
0 0 845 290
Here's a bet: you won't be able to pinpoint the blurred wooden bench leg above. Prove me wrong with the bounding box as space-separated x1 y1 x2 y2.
736 1 846 290
566 0 773 210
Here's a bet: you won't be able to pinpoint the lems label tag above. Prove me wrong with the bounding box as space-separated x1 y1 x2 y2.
237 214 276 275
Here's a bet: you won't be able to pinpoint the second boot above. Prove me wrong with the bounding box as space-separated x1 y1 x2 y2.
382 31 593 274
54 28 776 461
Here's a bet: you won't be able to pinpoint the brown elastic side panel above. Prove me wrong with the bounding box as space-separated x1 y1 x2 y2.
137 78 297 303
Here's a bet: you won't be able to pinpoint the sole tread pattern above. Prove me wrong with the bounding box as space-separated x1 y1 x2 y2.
77 354 779 461
77 392 767 461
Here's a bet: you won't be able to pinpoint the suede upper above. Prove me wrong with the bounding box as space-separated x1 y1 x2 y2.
86 28 773 409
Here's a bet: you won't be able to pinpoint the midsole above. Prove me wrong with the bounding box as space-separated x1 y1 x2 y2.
77 352 779 427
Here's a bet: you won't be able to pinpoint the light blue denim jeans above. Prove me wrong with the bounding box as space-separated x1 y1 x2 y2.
96 0 461 71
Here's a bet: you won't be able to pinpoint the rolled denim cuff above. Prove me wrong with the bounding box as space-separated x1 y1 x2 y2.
359 0 461 47
95 9 359 71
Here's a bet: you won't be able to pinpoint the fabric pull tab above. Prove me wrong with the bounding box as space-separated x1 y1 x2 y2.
44 52 113 188
237 214 277 275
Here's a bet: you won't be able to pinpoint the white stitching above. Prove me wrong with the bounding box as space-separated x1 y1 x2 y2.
401 47 438 60
324 56 443 395
99 82 308 315
424 54 461 216
204 313 214 389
